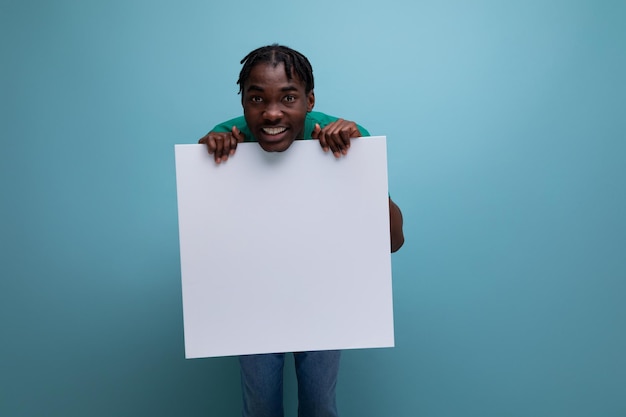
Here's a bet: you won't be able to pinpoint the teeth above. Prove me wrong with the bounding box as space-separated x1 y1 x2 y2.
263 127 286 135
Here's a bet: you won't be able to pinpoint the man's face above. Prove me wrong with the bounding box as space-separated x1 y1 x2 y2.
242 62 315 152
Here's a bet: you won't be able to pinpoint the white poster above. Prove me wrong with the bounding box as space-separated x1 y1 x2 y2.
175 137 394 358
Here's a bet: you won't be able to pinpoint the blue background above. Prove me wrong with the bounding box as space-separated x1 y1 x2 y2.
1 0 625 416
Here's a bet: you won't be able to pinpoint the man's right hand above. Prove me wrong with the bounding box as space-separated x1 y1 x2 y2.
198 126 246 164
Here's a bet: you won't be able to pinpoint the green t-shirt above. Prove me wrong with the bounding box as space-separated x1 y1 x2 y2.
211 111 370 141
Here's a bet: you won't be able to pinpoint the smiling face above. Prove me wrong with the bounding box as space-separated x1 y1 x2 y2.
242 62 315 152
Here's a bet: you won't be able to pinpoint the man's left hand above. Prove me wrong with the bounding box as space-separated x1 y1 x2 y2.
311 119 362 158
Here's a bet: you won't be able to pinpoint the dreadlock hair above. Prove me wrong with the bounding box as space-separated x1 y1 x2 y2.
237 44 314 95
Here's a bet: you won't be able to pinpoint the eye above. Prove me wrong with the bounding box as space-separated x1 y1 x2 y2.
284 95 296 103
250 96 263 103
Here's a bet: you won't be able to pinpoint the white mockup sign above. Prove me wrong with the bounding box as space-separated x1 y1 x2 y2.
174 137 394 358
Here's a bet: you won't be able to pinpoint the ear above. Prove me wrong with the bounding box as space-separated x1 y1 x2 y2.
306 90 315 112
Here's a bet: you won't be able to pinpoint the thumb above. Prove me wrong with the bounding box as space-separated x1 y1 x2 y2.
311 123 321 139
313 123 329 152
232 126 246 142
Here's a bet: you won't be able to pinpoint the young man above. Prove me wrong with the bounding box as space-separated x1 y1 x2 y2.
198 44 404 417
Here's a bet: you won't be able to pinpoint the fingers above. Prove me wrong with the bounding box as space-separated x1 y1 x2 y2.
199 131 239 164
316 119 361 157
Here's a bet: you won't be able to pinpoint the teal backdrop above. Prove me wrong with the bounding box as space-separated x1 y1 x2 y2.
1 0 625 416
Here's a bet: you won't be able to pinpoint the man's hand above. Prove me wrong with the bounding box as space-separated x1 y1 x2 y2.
198 126 246 164
389 197 404 253
311 119 362 158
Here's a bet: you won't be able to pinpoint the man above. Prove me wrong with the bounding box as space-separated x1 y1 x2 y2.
198 44 404 417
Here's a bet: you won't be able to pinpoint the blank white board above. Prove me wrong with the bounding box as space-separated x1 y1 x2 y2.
174 137 394 358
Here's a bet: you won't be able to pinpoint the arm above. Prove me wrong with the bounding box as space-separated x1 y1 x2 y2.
311 119 404 250
389 197 405 253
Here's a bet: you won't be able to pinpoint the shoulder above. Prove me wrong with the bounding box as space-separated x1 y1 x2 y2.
304 111 370 137
211 116 254 141
306 111 340 126
211 116 244 132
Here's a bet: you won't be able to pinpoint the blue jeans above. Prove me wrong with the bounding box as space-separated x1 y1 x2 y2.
239 351 341 417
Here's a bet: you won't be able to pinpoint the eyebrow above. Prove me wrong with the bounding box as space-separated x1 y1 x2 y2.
246 84 300 93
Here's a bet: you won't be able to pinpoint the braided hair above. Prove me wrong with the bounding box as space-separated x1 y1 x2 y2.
237 44 314 94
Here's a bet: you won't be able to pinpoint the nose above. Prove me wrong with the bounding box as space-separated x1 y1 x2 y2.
263 102 283 121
